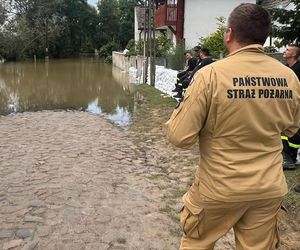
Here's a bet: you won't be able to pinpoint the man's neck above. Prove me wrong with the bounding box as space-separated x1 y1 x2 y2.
226 40 245 54
287 57 297 68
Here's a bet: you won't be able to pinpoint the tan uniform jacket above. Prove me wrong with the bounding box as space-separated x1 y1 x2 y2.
165 45 300 202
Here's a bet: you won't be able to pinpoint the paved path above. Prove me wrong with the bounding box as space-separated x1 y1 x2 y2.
0 111 179 250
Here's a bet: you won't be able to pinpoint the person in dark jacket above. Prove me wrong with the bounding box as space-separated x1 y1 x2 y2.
281 44 300 172
176 52 198 80
173 48 214 99
173 49 200 93
280 44 300 193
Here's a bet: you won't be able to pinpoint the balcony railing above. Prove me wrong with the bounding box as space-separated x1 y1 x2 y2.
155 4 177 28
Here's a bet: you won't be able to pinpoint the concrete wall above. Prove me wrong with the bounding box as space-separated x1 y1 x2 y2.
112 52 131 72
184 0 256 48
112 52 167 80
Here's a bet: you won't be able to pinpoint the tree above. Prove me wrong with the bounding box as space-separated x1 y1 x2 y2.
199 17 227 59
0 0 99 59
118 0 135 48
0 0 138 60
60 0 99 54
271 0 300 46
97 0 120 45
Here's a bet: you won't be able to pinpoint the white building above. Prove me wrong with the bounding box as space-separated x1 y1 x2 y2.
147 0 294 49
183 0 257 48
153 0 262 49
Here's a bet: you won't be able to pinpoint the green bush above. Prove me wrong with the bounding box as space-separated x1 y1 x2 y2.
199 17 227 59
125 33 173 58
104 55 112 64
155 33 173 57
166 43 185 70
125 39 143 57
99 41 120 58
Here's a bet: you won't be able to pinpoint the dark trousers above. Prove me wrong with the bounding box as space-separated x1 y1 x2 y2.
175 72 189 90
282 130 300 163
177 77 192 95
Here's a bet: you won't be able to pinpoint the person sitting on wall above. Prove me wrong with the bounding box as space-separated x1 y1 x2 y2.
172 51 198 93
173 47 214 99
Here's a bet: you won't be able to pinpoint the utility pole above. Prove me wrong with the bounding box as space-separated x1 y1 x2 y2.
150 0 156 86
148 0 152 85
143 1 148 84
143 0 156 86
45 19 49 61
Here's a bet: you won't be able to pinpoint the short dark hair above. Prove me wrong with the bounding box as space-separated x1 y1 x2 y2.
201 48 210 56
228 3 271 45
289 44 300 58
193 46 201 52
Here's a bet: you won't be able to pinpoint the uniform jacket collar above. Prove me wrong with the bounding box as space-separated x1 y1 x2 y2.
227 44 265 58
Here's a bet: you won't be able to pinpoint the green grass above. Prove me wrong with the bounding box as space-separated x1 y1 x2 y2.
135 84 176 107
283 168 300 220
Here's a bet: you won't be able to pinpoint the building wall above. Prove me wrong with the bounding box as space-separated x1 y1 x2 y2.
134 7 142 41
134 6 166 42
183 0 256 48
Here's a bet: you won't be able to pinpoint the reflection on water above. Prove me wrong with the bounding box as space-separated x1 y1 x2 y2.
0 58 135 126
86 98 131 126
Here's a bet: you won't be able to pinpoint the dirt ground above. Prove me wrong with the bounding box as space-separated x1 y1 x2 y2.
0 84 299 250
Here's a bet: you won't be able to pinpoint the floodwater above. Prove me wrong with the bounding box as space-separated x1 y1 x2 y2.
0 58 135 126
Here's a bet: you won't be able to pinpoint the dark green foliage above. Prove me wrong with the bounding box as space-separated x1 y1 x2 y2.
125 33 173 58
97 0 120 45
104 55 113 64
156 33 173 57
167 43 185 70
0 0 137 60
125 39 144 57
271 0 300 46
263 46 278 53
99 41 120 58
118 0 135 48
125 39 138 56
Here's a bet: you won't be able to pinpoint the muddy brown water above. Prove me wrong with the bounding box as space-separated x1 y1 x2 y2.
0 58 135 126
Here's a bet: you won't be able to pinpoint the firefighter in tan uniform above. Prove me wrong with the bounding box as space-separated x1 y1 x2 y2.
165 3 300 250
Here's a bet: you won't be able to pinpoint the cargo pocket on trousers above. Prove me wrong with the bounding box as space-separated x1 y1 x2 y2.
180 205 205 239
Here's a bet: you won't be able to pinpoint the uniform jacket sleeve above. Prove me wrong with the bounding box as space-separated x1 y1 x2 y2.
282 72 300 137
165 70 211 148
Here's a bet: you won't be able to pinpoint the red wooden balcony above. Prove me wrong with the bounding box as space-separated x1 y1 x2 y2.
155 4 177 29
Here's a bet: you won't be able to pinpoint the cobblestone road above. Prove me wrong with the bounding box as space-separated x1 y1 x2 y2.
0 111 180 250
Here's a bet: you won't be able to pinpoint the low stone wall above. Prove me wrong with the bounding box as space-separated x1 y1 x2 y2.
112 52 131 72
112 52 166 77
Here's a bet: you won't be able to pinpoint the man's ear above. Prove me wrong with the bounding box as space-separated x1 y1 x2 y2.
225 27 234 43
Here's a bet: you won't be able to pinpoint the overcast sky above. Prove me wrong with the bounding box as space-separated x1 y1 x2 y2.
88 0 97 6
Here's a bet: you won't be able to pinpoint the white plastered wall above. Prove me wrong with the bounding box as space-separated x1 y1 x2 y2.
184 0 256 49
